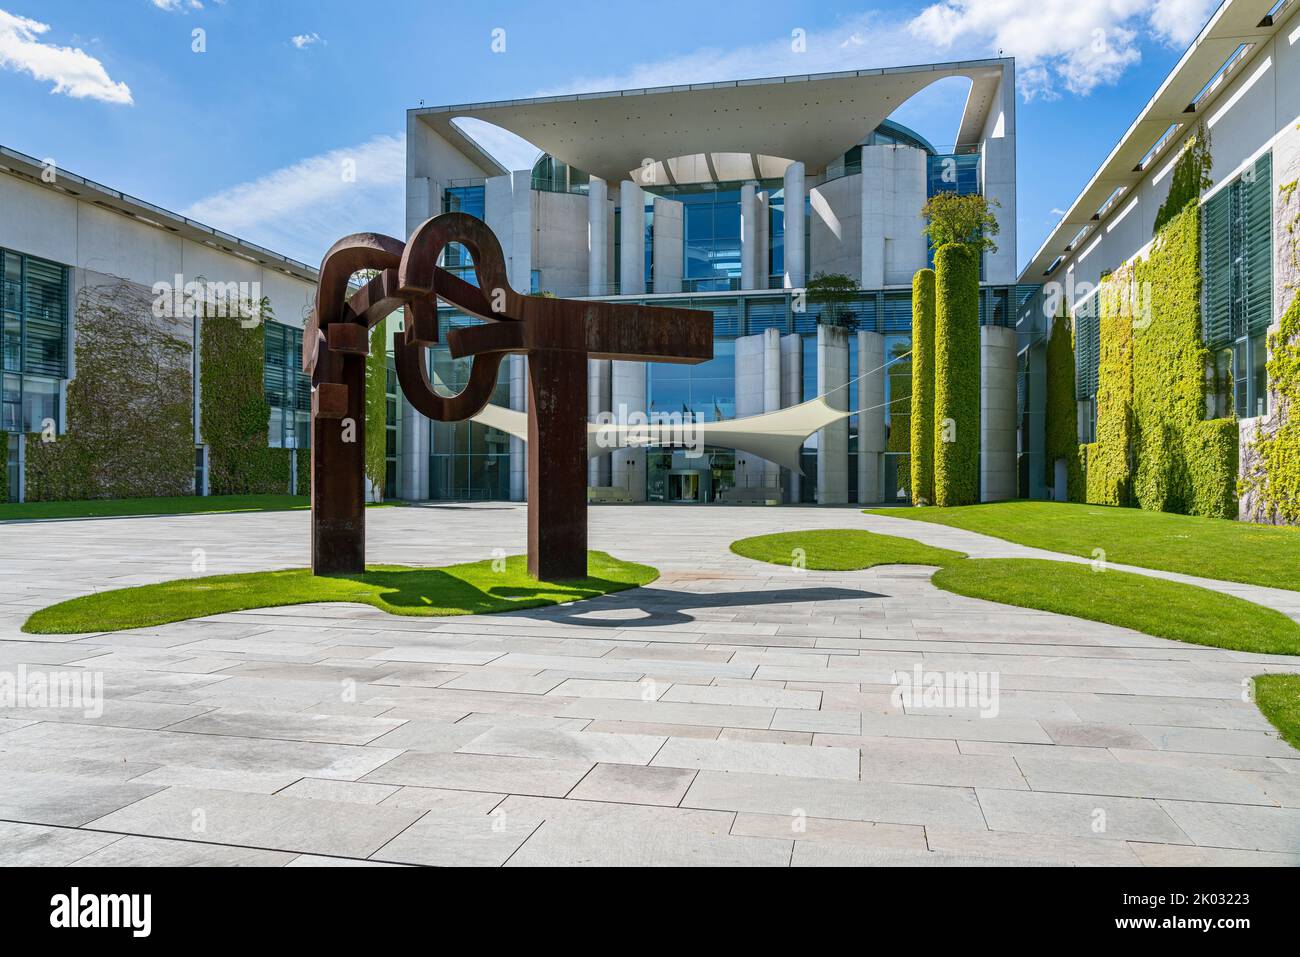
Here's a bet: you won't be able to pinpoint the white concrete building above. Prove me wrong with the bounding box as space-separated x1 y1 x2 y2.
1018 0 1300 509
405 60 1022 505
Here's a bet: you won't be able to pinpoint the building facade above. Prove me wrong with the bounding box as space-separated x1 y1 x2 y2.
1017 0 1300 521
403 59 1022 505
0 145 317 503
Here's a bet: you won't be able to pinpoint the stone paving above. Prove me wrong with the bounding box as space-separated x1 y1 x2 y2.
0 503 1298 866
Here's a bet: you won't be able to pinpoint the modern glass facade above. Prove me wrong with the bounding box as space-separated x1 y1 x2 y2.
2 248 68 436
427 338 511 500
442 183 486 284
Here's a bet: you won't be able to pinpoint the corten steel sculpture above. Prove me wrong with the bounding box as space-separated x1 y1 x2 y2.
303 212 712 581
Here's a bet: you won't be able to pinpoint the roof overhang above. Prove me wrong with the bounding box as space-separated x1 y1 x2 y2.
0 144 319 283
1021 0 1294 282
412 58 1012 183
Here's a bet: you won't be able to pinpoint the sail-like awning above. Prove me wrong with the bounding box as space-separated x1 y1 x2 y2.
471 396 849 474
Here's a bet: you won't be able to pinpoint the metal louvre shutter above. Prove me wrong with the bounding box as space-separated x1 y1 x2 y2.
744 297 788 335
1243 151 1272 339
705 299 740 338
1202 187 1232 349
1074 300 1100 400
881 293 911 333
22 257 67 378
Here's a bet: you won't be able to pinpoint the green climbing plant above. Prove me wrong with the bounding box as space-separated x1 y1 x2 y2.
365 320 388 500
1153 121 1213 236
932 243 981 506
1045 310 1083 501
909 268 936 505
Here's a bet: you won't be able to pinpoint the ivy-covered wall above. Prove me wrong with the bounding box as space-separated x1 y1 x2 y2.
1044 311 1083 501
199 300 291 495
365 320 387 501
1082 271 1134 507
1242 172 1300 523
1080 203 1238 517
909 268 936 506
26 276 193 501
932 242 980 506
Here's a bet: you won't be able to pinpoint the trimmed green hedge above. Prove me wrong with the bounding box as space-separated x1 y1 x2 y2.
887 357 912 497
909 269 936 506
932 243 980 506
26 279 193 501
1045 311 1083 501
200 302 291 495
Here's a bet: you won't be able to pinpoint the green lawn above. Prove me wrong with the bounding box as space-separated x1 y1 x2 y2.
728 527 1300 655
865 501 1300 591
23 551 657 634
730 528 965 570
933 559 1300 656
1253 674 1300 751
0 494 339 521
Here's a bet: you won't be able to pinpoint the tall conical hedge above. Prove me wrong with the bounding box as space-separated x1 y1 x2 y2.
909 268 936 505
933 243 981 506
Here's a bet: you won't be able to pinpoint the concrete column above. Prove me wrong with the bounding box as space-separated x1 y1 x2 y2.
756 191 770 290
887 148 929 285
734 332 765 490
980 325 1018 502
399 389 427 501
980 62 1018 285
860 148 886 289
610 359 646 501
619 180 645 295
762 327 781 491
740 181 758 290
588 176 608 296
817 324 850 504
857 330 886 504
780 333 803 503
484 174 514 275
509 353 527 501
652 197 684 294
783 162 806 289
587 358 611 487
510 169 533 292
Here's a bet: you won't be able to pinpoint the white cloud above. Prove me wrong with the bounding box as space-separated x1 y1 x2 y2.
0 9 132 104
908 0 1219 100
290 32 321 50
150 0 203 10
182 133 405 265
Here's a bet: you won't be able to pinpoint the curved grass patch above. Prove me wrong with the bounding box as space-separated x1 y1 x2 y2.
730 528 966 571
933 559 1300 656
1253 675 1300 751
865 501 1300 592
23 551 657 635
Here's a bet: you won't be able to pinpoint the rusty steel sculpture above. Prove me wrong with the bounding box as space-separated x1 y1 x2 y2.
303 212 713 581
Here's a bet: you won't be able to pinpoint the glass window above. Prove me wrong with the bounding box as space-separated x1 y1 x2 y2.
21 376 58 433
263 321 311 448
1 248 69 434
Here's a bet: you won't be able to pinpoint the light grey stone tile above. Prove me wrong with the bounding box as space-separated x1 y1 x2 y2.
76 835 298 867
277 778 400 805
548 678 665 700
127 766 305 794
975 788 1191 843
366 719 488 753
730 812 926 851
86 786 424 858
1127 841 1300 867
583 719 721 740
373 812 540 867
505 818 791 867
1137 725 1297 758
0 771 160 827
285 854 407 866
682 770 987 828
165 708 405 746
790 843 1025 866
0 821 123 866
1016 755 1275 804
719 728 813 745
361 750 592 797
925 826 1141 866
1156 800 1300 853
858 751 1028 789
458 726 665 765
770 709 861 735
653 737 859 780
567 763 695 806
661 685 820 709
378 786 504 814
559 698 775 730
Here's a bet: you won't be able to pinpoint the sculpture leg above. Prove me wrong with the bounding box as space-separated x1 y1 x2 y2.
311 346 366 575
527 349 588 580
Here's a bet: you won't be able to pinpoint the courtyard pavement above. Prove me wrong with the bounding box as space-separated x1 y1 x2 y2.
0 503 1298 866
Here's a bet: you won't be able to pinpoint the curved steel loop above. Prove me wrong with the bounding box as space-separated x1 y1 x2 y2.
393 330 504 422
304 232 406 374
399 212 523 323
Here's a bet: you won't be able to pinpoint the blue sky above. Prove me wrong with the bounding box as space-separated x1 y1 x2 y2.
0 0 1222 272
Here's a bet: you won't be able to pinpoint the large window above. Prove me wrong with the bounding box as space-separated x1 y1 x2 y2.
442 183 486 285
1203 152 1272 418
2 248 68 433
427 327 511 500
647 339 735 422
263 321 311 448
681 189 742 291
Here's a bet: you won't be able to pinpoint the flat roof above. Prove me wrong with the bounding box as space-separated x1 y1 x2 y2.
1020 0 1294 281
411 58 1011 183
0 144 319 283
